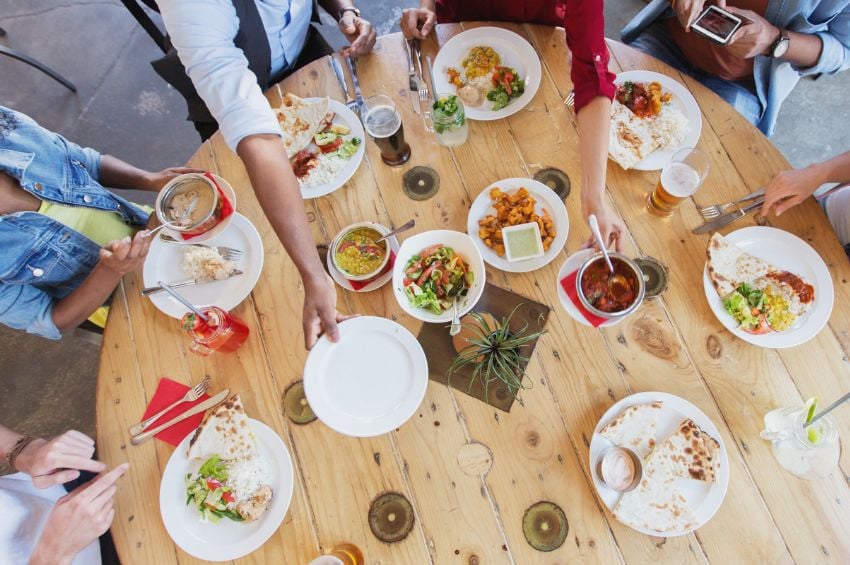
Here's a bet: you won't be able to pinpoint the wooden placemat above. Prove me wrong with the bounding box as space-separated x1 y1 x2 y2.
417 283 550 412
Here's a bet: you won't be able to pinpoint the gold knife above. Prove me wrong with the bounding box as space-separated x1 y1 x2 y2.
140 270 244 296
130 389 229 446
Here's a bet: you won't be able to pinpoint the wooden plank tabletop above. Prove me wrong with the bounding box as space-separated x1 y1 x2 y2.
95 23 850 564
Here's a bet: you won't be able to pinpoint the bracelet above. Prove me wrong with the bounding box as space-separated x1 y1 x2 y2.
6 435 36 472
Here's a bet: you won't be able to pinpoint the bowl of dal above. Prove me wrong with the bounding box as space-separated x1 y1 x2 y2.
330 222 391 281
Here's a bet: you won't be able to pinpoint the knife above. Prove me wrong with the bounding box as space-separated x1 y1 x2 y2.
404 39 421 115
692 198 765 234
140 270 245 296
426 55 438 100
329 56 352 103
130 389 230 445
346 56 366 116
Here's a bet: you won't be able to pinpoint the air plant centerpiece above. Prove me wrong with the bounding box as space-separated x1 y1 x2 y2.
448 306 547 405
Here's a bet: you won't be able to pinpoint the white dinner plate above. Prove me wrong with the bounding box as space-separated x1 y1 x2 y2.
159 419 294 561
432 27 542 121
303 317 428 437
614 70 702 171
555 249 622 328
702 226 834 348
589 392 730 537
143 213 264 319
327 236 399 293
299 98 365 199
467 178 568 273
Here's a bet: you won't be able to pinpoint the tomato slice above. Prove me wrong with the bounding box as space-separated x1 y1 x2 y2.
221 491 235 504
742 315 773 335
319 137 344 153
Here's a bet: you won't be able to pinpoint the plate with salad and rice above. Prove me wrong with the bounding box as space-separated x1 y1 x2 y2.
159 394 294 561
275 94 365 199
433 27 541 121
702 228 833 348
392 230 485 323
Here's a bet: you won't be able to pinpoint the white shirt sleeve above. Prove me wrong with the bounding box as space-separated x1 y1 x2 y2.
157 0 282 151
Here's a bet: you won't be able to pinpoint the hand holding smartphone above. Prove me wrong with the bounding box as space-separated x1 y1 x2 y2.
690 5 748 45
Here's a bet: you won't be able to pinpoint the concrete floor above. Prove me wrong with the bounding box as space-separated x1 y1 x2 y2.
1 1 848 455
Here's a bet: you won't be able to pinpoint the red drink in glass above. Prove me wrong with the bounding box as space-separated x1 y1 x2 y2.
181 306 249 356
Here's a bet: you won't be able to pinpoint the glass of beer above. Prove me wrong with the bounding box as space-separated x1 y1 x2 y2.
646 147 710 217
307 542 364 565
363 95 411 166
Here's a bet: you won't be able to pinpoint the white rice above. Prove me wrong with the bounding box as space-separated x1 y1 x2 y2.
300 153 348 188
225 454 271 504
182 247 235 281
651 106 688 148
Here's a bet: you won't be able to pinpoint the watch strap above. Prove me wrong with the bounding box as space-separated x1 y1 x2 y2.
339 6 361 19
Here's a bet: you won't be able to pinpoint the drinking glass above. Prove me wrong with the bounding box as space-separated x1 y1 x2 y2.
646 147 710 217
760 406 840 480
426 93 468 147
363 95 411 165
181 306 249 356
307 542 364 565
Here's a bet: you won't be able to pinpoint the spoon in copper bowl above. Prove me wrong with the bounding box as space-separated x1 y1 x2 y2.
587 215 630 301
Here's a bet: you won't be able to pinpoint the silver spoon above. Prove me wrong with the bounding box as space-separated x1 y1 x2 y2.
145 196 198 239
805 391 850 428
376 219 415 244
157 280 208 322
587 214 629 299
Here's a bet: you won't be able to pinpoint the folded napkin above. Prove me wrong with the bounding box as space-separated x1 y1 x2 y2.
140 378 211 446
180 172 234 241
559 270 608 328
349 251 397 291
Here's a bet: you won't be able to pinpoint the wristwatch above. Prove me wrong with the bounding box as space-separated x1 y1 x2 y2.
768 32 790 58
339 6 361 19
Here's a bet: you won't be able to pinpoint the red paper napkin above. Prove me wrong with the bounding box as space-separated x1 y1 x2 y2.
559 270 608 328
180 172 234 241
349 251 397 291
140 377 211 446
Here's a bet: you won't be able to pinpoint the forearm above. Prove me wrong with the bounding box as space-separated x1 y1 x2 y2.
51 264 123 332
0 425 24 459
237 135 326 285
419 0 435 9
779 30 823 68
809 151 850 184
30 535 73 565
98 155 158 192
576 97 612 211
318 0 355 20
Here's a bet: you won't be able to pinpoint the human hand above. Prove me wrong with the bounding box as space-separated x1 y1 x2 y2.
302 273 351 349
143 167 204 191
14 431 107 489
401 7 436 40
724 7 780 59
673 0 725 31
339 13 377 57
581 200 626 252
761 167 821 217
30 464 129 565
98 231 152 276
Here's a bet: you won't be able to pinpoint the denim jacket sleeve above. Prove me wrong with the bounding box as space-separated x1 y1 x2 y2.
0 283 62 340
798 8 850 76
54 132 102 182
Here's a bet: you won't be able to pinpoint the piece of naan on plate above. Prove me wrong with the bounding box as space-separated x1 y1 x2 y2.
644 419 721 483
275 94 328 158
613 470 698 534
608 101 659 170
599 401 663 459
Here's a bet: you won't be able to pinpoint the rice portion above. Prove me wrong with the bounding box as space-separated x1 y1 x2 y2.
225 454 271 504
182 246 235 281
651 106 688 148
300 153 347 188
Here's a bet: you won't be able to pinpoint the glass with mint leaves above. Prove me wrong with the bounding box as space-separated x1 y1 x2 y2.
428 94 468 147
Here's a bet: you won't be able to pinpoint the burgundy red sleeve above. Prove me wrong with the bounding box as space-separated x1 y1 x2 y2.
563 0 617 112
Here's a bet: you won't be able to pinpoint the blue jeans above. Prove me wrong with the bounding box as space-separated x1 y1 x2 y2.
627 20 763 127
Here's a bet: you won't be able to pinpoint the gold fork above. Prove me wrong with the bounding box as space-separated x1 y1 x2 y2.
128 376 211 436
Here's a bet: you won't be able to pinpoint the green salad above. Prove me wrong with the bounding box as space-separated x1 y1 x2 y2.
185 455 243 523
487 67 525 111
402 244 473 314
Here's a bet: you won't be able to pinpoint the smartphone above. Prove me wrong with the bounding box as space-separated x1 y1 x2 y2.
690 5 744 45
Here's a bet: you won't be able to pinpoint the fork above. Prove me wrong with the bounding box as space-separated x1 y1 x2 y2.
159 234 243 261
329 56 357 114
412 40 429 101
698 188 765 219
346 56 366 116
563 90 575 108
128 376 211 436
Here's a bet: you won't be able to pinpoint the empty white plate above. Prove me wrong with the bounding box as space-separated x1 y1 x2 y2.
303 317 428 437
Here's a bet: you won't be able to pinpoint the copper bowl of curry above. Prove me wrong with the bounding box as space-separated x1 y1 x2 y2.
576 252 646 320
331 222 391 281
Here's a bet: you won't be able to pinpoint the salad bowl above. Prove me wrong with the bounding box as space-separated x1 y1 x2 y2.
392 229 486 323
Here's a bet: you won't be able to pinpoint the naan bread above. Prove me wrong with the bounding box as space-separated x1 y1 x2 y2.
608 101 659 170
187 393 258 461
613 474 698 534
645 419 721 483
706 232 775 296
599 402 663 459
275 93 328 158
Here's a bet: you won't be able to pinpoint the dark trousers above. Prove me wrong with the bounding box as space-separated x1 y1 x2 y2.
193 25 334 141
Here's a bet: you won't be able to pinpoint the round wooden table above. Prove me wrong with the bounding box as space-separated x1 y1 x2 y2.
97 23 850 564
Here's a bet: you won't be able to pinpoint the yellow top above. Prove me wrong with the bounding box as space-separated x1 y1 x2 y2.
37 200 151 247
